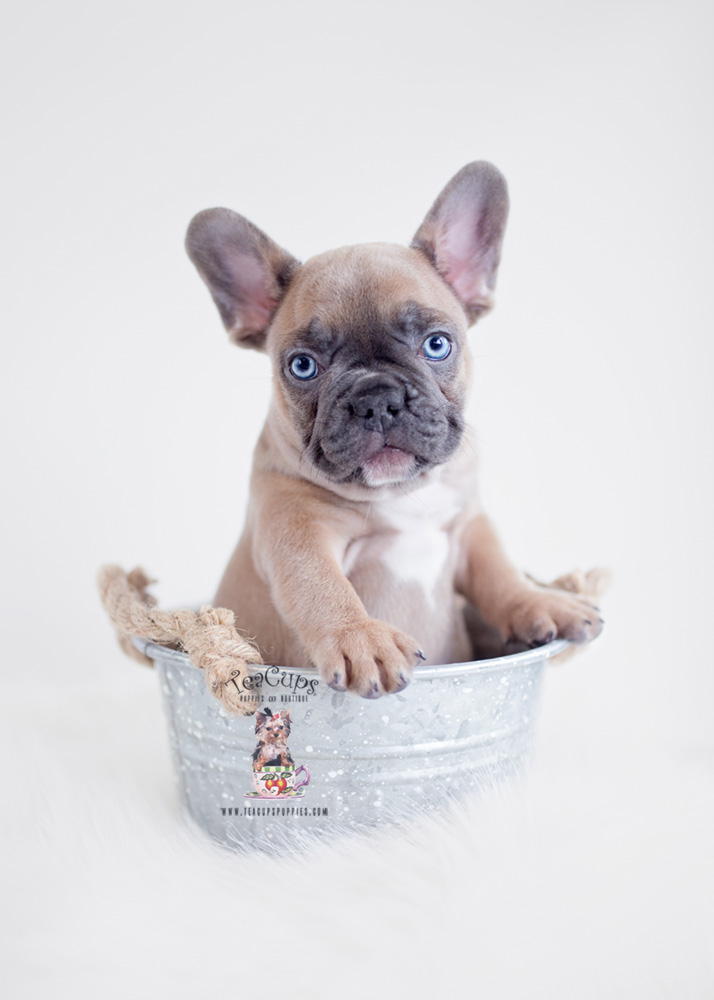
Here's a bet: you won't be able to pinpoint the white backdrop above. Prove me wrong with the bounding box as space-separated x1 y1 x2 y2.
2 1 712 997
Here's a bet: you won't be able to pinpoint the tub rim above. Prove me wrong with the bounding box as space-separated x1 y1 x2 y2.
132 636 569 680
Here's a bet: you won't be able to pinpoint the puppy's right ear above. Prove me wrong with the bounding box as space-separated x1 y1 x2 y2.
411 162 509 324
186 209 300 351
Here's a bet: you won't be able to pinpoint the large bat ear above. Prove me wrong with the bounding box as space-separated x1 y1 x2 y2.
411 162 509 324
186 209 300 351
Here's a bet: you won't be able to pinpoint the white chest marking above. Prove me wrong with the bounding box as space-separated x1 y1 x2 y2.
381 530 451 602
370 481 462 607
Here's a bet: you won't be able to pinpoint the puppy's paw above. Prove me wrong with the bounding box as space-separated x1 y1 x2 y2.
311 620 423 698
502 587 604 647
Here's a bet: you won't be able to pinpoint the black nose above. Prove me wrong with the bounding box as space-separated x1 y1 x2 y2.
349 381 404 433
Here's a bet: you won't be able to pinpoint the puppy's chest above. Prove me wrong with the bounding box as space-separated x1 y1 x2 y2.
257 738 290 758
343 482 464 604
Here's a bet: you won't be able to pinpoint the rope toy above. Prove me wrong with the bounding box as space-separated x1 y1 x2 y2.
97 565 261 715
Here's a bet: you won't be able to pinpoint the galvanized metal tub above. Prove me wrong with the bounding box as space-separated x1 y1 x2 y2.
134 638 568 853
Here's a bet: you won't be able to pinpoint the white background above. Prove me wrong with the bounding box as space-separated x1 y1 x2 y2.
2 1 712 996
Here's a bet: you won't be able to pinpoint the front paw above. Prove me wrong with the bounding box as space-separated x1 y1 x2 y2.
503 587 604 647
310 620 424 698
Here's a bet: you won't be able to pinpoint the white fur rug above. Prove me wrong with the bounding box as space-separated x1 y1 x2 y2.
3 649 712 1000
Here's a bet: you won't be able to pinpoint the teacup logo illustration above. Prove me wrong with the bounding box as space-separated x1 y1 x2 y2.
245 709 311 799
252 764 311 797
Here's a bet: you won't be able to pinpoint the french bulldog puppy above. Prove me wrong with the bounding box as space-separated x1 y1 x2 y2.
186 162 602 698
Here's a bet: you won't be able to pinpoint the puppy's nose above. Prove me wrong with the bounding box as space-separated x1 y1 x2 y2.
349 382 404 433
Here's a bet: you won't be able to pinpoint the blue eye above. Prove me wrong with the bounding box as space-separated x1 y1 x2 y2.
421 333 452 361
289 355 319 380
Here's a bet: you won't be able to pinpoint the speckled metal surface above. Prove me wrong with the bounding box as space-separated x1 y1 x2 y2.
134 638 568 854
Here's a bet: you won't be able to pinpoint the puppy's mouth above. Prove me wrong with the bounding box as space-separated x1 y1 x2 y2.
360 437 417 487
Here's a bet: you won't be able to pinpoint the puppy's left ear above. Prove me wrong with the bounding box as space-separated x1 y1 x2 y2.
411 162 509 323
186 209 300 351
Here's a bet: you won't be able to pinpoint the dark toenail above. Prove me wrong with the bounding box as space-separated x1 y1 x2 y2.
585 620 592 626
416 650 426 661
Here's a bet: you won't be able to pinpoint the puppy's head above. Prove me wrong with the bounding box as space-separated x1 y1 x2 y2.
187 163 508 489
255 709 291 744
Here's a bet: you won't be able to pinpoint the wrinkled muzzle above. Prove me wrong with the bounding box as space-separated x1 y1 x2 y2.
308 369 464 485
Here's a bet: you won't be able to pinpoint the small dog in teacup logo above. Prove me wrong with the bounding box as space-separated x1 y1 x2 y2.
253 709 294 769
246 709 310 799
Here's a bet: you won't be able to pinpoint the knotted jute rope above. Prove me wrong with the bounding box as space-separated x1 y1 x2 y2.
97 565 261 715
